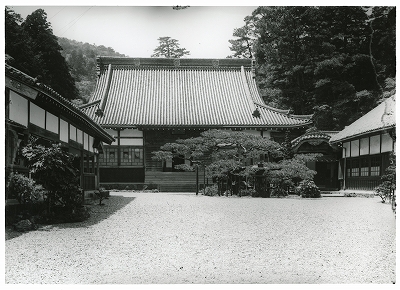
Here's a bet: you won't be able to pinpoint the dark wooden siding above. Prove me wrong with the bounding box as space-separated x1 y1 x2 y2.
345 177 382 190
343 152 391 190
100 168 145 183
83 174 96 190
145 171 206 192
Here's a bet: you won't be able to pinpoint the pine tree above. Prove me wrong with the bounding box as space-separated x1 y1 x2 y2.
21 9 78 100
152 36 190 58
228 16 256 58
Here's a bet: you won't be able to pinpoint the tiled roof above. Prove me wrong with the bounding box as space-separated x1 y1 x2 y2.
5 64 114 144
83 57 312 129
330 95 396 143
291 129 339 148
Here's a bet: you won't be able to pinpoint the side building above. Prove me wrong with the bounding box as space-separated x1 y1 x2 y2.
330 95 396 191
5 64 114 196
82 57 313 191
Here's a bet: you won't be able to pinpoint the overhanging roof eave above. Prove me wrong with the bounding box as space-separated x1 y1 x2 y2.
330 125 396 144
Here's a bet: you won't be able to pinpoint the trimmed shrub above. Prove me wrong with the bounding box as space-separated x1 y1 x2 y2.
296 180 321 198
374 152 395 207
7 173 45 205
271 187 289 197
202 185 218 196
240 188 257 197
14 219 37 232
6 173 46 227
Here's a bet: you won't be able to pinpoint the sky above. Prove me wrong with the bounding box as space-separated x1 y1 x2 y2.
8 4 258 59
7 0 397 58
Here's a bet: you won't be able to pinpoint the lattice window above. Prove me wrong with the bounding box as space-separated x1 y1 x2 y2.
120 146 144 166
360 158 369 176
351 159 359 177
370 156 381 176
83 154 95 173
99 146 118 166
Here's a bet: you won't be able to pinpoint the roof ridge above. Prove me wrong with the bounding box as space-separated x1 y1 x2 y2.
108 65 244 70
96 56 253 68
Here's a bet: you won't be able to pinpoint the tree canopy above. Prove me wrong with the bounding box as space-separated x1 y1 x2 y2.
58 37 126 103
5 7 78 100
152 36 190 58
153 129 318 197
228 6 396 130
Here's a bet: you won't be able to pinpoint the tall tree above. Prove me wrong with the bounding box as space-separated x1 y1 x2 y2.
5 7 34 73
228 16 257 58
368 6 396 85
152 36 190 58
229 6 393 130
5 7 78 100
21 9 78 100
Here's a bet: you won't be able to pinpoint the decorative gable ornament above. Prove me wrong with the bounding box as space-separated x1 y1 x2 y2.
252 108 261 118
95 107 104 117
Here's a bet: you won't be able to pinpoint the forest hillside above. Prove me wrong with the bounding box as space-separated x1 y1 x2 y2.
58 37 126 104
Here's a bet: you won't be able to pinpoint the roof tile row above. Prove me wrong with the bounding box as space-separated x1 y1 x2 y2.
84 58 313 129
330 95 396 143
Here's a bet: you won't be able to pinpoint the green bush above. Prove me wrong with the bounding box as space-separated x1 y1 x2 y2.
271 187 289 197
202 185 219 196
22 143 83 214
374 152 395 207
296 179 321 198
7 173 45 204
239 188 257 197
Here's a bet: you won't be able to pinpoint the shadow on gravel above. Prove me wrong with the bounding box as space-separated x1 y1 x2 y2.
5 195 135 240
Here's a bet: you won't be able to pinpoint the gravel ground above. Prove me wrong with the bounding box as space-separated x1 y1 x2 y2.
5 192 396 284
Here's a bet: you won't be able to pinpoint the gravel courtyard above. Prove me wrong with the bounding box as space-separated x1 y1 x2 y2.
5 192 396 284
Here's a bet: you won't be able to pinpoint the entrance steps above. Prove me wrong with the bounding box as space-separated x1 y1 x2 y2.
321 190 375 197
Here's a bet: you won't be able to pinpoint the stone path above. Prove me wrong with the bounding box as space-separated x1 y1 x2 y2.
5 192 396 284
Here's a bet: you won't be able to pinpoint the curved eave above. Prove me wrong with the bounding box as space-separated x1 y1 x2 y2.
330 124 396 144
292 135 331 146
254 102 290 115
289 114 314 120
